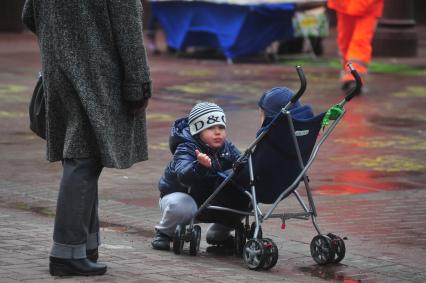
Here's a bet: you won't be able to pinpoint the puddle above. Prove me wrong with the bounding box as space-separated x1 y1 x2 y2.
13 202 55 217
393 86 426 98
298 265 376 282
368 115 423 128
315 170 422 195
352 155 426 172
334 135 426 150
30 206 55 217
315 184 380 195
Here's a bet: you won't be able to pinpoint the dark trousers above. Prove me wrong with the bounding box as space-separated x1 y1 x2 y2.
50 158 103 259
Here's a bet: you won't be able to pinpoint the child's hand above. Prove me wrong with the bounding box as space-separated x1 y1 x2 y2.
195 149 211 168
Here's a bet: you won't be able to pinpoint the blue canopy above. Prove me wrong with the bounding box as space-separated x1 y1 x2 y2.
151 1 296 59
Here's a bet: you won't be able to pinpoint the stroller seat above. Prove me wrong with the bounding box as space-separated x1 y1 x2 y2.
234 110 325 204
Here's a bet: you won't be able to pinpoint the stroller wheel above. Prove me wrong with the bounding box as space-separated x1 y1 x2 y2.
173 224 185 255
310 234 334 265
234 223 246 257
327 233 346 263
189 225 201 256
261 238 279 270
243 239 266 270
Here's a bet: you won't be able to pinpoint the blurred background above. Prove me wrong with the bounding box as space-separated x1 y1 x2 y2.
1 0 424 60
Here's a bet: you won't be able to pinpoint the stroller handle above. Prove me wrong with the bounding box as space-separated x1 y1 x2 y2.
290 66 307 104
345 63 363 102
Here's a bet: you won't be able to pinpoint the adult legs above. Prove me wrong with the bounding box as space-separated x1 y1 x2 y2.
344 14 379 82
50 158 106 276
86 185 100 261
336 13 356 80
337 13 356 59
338 12 379 90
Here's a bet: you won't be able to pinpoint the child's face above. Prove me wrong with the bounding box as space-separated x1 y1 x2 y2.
260 109 265 125
199 125 226 149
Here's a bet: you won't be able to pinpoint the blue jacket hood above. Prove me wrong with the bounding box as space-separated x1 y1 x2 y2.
169 117 193 154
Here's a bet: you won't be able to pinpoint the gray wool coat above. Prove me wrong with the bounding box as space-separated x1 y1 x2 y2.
22 0 152 169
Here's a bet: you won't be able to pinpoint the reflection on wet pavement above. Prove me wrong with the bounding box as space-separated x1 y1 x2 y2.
298 265 375 283
393 86 426 98
352 155 426 172
369 115 425 128
334 135 426 150
315 180 420 195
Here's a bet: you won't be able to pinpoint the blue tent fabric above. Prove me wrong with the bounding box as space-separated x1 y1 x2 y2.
151 2 295 59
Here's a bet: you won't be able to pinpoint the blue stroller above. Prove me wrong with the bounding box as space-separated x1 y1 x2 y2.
172 65 362 270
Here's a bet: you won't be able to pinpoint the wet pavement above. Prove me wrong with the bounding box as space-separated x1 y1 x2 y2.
0 26 426 282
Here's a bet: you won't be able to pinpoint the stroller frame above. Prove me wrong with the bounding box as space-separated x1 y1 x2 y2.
172 64 362 270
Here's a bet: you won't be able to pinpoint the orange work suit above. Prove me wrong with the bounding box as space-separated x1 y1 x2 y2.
328 0 384 83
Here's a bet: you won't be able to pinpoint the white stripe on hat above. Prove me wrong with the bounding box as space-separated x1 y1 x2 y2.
189 103 224 123
188 102 226 136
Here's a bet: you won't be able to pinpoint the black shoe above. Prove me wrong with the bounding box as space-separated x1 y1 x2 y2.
206 235 235 255
86 248 99 263
151 230 171 251
207 235 235 249
49 257 107 276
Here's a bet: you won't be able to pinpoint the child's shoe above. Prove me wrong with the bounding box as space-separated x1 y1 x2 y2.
151 230 171 250
207 235 235 249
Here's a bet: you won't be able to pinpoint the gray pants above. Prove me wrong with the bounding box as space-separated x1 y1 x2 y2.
155 192 233 241
50 158 103 259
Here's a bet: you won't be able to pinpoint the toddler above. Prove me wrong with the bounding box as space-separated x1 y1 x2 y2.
257 86 314 135
152 102 242 250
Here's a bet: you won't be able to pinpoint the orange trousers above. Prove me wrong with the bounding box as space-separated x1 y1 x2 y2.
336 12 378 82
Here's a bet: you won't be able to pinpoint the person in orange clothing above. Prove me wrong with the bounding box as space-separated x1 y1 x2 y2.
328 0 384 93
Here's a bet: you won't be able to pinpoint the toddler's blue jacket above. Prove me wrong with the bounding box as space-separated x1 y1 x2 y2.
158 118 241 206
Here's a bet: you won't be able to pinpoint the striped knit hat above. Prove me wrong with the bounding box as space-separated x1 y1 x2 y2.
188 102 226 136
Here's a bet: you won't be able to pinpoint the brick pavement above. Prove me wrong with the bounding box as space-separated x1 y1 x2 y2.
1 180 425 282
1 26 426 282
1 205 330 283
